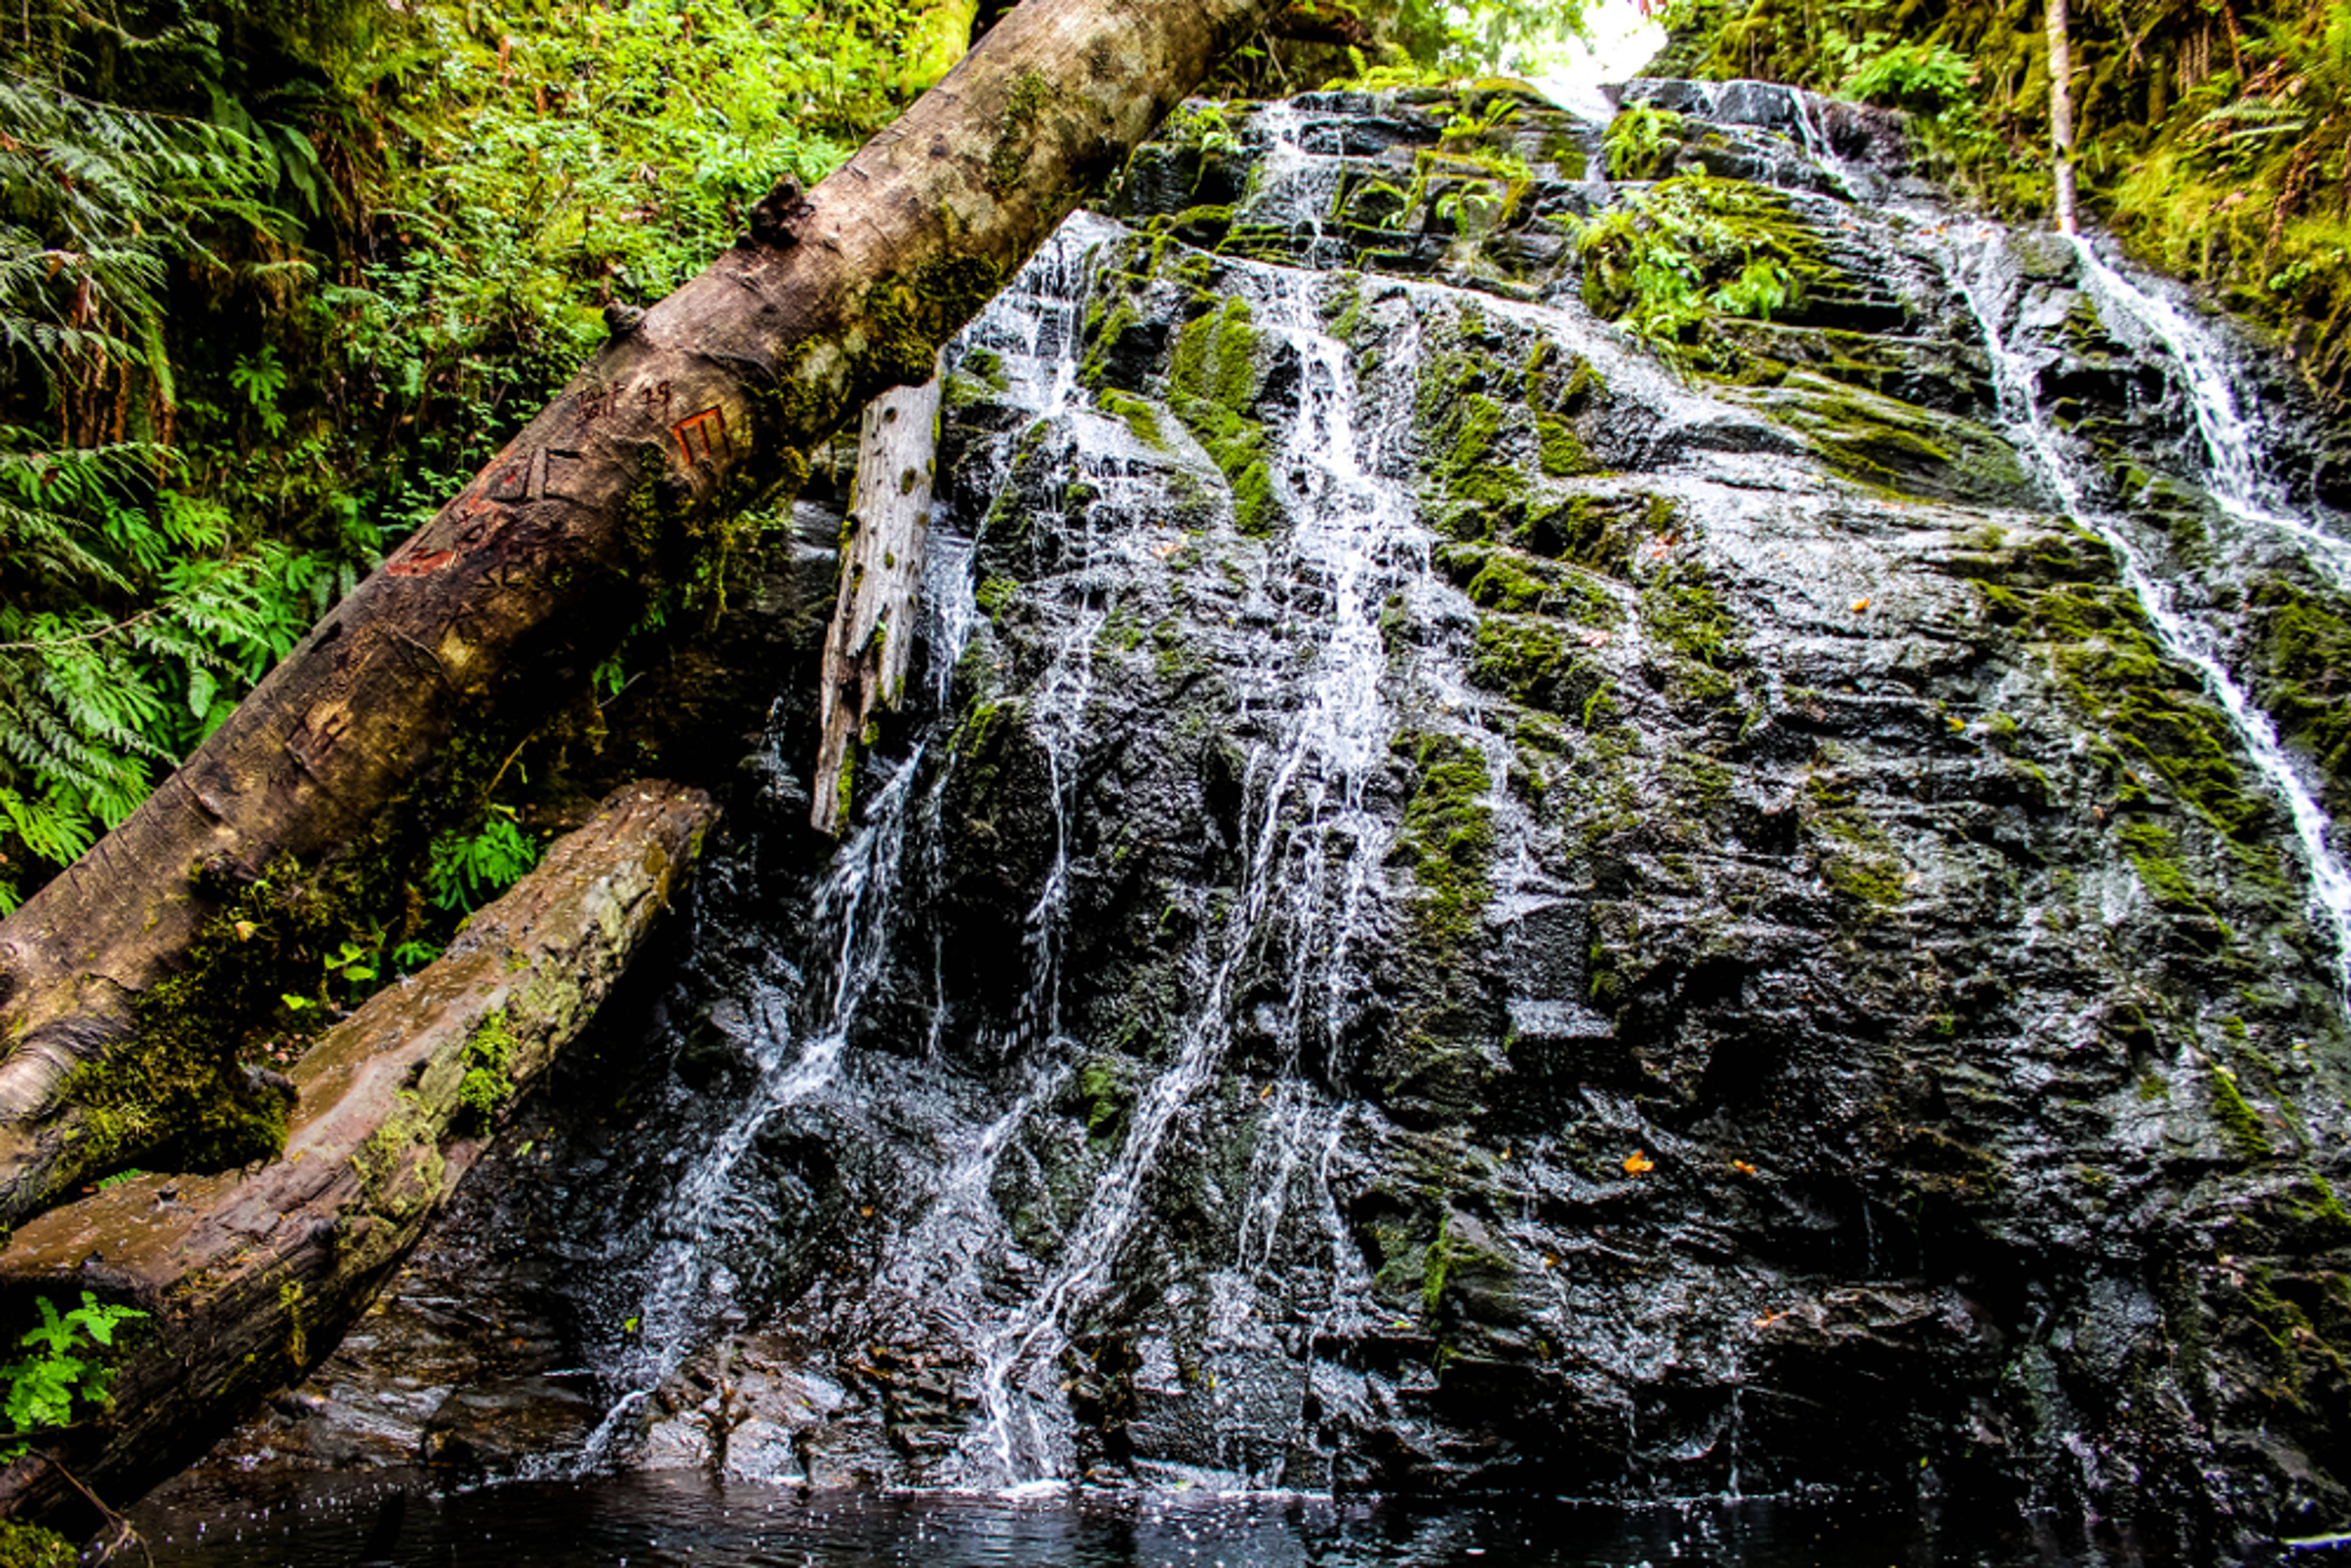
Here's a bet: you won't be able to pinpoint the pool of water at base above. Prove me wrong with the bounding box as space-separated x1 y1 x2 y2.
128 1470 2117 1567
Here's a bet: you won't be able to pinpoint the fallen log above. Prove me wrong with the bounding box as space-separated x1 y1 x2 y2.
0 780 715 1528
0 0 1286 1225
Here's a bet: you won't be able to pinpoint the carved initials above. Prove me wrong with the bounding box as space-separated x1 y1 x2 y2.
673 406 730 466
288 707 351 770
488 452 534 503
484 447 590 503
385 547 456 578
542 447 586 500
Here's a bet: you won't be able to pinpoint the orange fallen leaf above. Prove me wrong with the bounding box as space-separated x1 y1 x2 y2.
1622 1149 1655 1175
1850 595 1871 613
1753 1310 1788 1328
1731 1159 1757 1176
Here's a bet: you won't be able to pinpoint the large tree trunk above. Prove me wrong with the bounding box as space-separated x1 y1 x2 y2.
0 781 714 1530
0 0 1282 1226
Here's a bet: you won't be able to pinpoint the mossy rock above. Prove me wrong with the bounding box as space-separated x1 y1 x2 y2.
1164 295 1281 537
1436 541 1624 625
2244 573 2351 816
1466 612 1616 724
1754 372 2033 506
1638 562 1748 717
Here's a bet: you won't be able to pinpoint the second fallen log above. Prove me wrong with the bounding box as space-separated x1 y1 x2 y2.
0 780 716 1528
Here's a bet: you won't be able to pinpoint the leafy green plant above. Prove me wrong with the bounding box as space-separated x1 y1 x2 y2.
0 446 354 909
228 346 292 438
426 808 541 911
1603 103 1685 180
1836 36 1973 110
0 1292 147 1459
1580 174 1813 369
390 937 447 973
0 67 276 430
1162 99 1241 156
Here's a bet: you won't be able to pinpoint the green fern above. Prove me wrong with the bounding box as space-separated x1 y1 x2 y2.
0 1291 146 1459
426 810 542 912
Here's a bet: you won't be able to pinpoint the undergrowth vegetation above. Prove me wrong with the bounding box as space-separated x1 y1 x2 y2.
0 0 915 912
1658 0 2351 406
1578 168 1809 368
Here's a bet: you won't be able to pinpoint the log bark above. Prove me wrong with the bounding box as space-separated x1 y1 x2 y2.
812 362 942 835
0 0 1284 1226
0 780 715 1528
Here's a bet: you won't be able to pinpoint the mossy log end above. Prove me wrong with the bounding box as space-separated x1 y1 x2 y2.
0 0 1284 1225
0 780 716 1529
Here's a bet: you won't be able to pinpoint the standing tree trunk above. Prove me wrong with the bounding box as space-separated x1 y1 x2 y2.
2047 0 2079 233
813 363 942 836
0 0 1285 1227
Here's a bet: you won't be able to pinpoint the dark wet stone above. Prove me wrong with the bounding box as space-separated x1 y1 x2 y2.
197 83 2351 1568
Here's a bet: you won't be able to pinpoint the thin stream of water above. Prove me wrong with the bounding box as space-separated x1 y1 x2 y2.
2068 238 2351 591
559 746 932 1473
1943 226 2351 990
958 254 1419 1487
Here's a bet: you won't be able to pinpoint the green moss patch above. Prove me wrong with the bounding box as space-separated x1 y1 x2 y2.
1437 541 1623 625
1757 372 2033 506
1960 530 2271 845
1803 770 1908 910
1373 732 1504 1123
1467 613 1615 724
1165 296 1278 537
2244 574 2351 816
1639 562 1747 715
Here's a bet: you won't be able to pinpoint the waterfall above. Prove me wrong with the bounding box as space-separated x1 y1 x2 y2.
558 745 931 1473
556 215 1125 1473
957 255 1429 1489
1938 225 2351 991
212 85 2351 1553
2067 239 2351 591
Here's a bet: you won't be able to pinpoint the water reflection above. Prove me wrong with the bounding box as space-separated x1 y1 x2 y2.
133 1471 2047 1566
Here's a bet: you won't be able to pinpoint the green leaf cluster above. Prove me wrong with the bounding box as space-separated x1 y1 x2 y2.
0 1292 147 1460
1578 174 1811 370
1668 0 2351 405
427 807 541 912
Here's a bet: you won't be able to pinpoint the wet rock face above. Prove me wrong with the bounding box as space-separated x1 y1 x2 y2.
224 82 2351 1563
